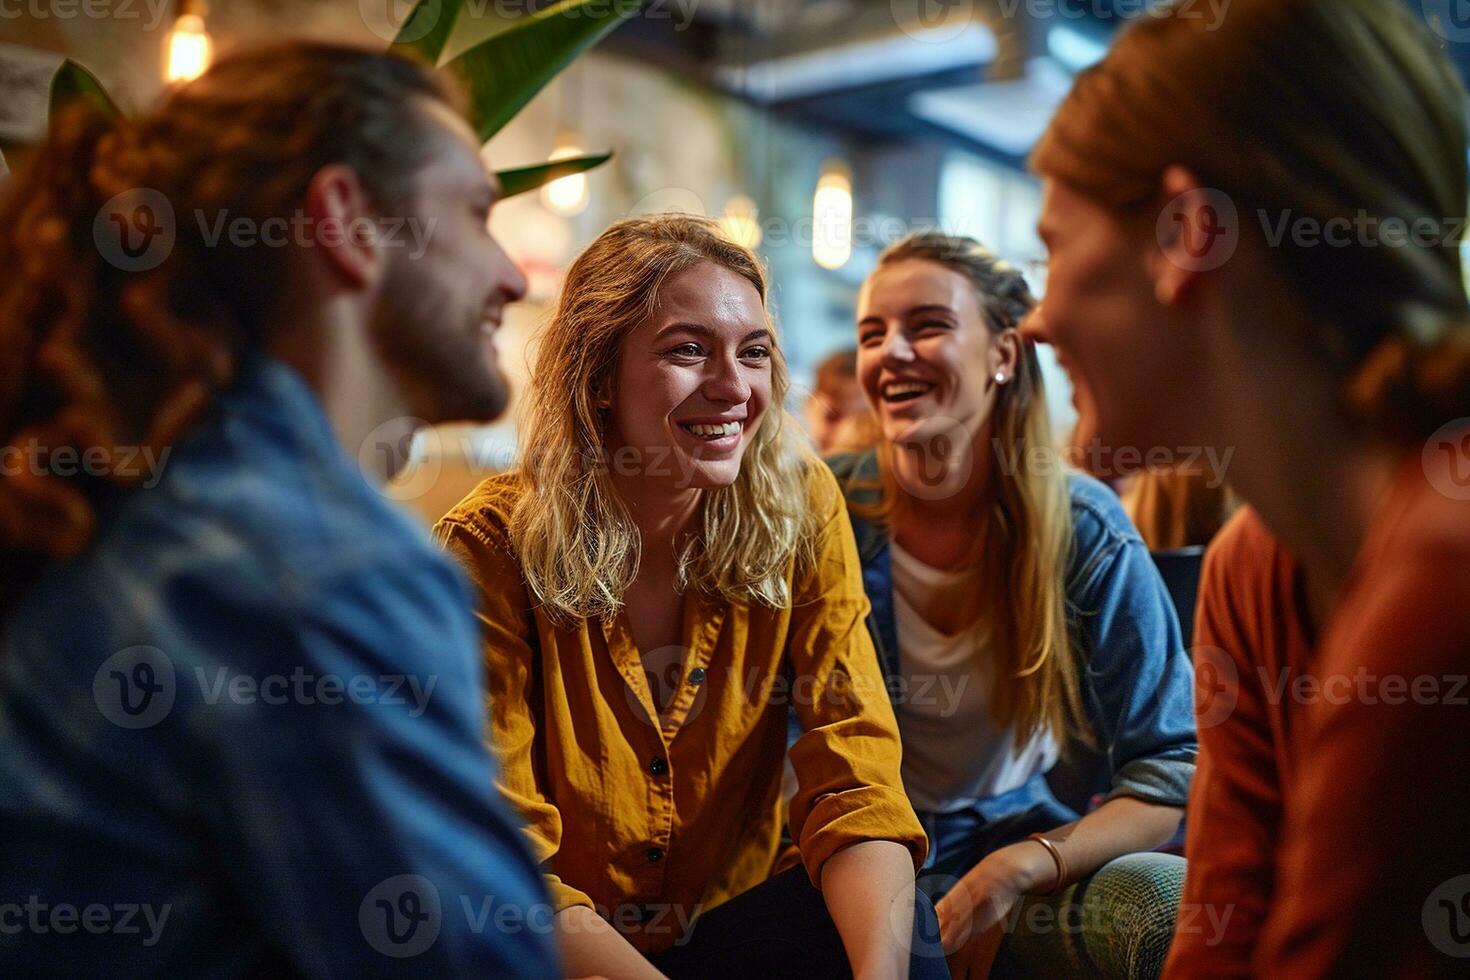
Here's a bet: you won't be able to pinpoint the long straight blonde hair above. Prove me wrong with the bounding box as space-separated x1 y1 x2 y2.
511 214 819 622
857 232 1090 753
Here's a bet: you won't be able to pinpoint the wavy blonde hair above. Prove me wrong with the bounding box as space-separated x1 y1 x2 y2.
857 232 1090 753
511 214 819 622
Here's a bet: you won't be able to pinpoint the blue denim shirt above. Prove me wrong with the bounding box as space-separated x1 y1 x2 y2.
0 356 559 978
825 450 1197 819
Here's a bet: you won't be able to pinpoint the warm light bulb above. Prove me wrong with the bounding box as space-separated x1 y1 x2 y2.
165 12 212 84
812 163 852 270
720 195 762 249
540 145 590 217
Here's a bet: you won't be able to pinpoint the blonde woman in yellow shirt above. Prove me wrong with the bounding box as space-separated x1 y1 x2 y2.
436 214 944 980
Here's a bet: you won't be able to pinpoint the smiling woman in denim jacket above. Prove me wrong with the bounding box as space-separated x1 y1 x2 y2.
825 231 1198 979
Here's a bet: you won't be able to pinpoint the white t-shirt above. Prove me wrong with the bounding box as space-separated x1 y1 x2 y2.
890 540 1058 814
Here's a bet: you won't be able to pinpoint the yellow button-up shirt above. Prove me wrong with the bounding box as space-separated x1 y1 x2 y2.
435 464 926 953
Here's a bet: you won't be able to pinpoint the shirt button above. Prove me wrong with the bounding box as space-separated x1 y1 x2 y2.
646 846 665 863
648 756 668 776
687 667 706 686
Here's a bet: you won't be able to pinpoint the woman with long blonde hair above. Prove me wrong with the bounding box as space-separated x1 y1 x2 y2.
436 214 945 979
829 231 1197 977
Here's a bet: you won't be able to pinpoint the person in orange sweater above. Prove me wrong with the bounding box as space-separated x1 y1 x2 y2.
1025 0 1470 974
436 214 945 979
1163 507 1317 975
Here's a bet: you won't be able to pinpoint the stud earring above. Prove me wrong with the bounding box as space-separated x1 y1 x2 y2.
994 371 1007 385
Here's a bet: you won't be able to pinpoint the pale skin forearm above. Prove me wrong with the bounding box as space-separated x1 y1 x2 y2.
936 797 1184 972
553 905 667 980
820 839 918 980
988 796 1183 895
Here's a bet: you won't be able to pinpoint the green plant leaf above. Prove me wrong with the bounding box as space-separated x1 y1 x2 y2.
447 0 642 142
389 0 465 65
495 150 611 199
49 59 122 122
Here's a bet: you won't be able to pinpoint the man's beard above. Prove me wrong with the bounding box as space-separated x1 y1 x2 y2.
370 256 511 426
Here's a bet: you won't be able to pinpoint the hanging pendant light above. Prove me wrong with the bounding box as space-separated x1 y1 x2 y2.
164 0 213 84
812 160 853 270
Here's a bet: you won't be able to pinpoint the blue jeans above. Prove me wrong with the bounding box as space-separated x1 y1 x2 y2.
647 864 949 979
915 773 1081 900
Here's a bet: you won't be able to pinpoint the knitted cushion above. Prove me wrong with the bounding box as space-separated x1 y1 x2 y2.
993 852 1187 979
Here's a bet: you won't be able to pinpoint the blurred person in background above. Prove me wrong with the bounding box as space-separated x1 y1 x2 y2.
1057 335 1237 548
830 231 1197 979
436 214 946 980
803 347 877 454
1121 469 1237 552
1030 0 1470 974
0 43 557 978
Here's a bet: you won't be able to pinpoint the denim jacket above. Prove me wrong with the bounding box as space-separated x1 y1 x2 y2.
0 356 558 978
825 450 1197 813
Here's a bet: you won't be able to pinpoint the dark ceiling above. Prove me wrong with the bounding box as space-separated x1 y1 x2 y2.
600 0 1470 172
